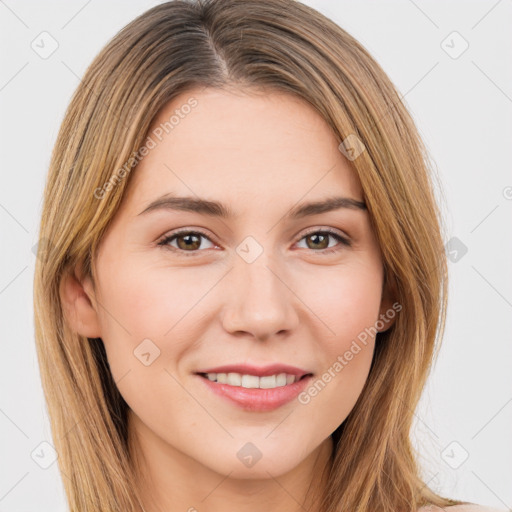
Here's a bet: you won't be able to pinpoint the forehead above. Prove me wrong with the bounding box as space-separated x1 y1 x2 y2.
124 87 363 215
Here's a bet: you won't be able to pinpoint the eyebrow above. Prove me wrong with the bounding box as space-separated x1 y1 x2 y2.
137 194 367 219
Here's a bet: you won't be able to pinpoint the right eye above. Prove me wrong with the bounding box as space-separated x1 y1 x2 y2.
157 229 217 256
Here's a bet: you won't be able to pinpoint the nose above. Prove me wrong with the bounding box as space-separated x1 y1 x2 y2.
220 253 299 342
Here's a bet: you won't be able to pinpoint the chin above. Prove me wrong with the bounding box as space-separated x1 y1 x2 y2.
212 457 297 480
196 438 303 480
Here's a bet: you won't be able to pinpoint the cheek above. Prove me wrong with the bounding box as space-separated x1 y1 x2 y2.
92 260 201 426
95 257 204 344
295 259 383 348
93 256 220 397
90 247 384 475
293 260 381 411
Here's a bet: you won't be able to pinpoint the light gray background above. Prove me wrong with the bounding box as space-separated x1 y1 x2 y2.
1 1 511 510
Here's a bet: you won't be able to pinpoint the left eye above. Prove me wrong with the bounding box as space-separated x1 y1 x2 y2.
157 229 351 256
296 230 351 253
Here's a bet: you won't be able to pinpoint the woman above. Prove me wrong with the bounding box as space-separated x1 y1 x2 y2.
33 0 504 511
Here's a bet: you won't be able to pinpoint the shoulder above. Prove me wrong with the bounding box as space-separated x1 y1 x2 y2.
418 504 509 512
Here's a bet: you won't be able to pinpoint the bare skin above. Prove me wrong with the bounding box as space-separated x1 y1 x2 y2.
61 86 396 512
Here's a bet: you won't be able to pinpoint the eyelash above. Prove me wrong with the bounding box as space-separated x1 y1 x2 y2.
157 227 352 257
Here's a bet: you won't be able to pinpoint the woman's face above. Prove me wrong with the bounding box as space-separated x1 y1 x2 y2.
76 87 395 480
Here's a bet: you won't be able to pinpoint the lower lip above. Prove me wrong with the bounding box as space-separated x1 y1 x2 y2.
196 374 313 412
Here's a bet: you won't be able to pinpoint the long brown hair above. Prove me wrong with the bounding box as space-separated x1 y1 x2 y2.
33 0 465 510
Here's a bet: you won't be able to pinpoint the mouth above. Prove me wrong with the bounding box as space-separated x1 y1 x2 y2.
196 371 312 389
194 367 314 412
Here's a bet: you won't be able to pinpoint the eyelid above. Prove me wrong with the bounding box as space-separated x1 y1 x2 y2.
156 227 218 252
294 226 352 254
157 226 352 255
299 226 350 242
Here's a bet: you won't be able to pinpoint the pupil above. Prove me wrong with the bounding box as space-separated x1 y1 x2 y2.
179 234 200 250
310 233 328 249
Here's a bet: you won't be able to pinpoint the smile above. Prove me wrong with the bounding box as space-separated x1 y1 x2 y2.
196 372 313 412
200 372 302 389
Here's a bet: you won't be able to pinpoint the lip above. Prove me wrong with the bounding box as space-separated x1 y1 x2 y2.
195 363 311 378
197 374 313 412
194 364 314 412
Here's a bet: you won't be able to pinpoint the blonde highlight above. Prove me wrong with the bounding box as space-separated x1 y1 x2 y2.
34 1 463 510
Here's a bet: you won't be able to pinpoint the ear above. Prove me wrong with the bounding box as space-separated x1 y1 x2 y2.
59 262 102 338
377 270 399 333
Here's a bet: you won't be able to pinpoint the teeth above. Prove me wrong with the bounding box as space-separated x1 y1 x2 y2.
204 372 300 389
276 373 287 386
259 375 276 389
241 374 259 388
227 372 242 386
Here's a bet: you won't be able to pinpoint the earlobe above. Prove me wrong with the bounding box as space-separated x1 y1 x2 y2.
377 271 399 333
377 299 396 332
59 263 102 338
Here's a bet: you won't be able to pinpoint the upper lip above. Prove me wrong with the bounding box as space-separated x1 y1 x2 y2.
195 363 312 378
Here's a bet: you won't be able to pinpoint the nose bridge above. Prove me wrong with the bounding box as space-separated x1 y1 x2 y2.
220 239 298 339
